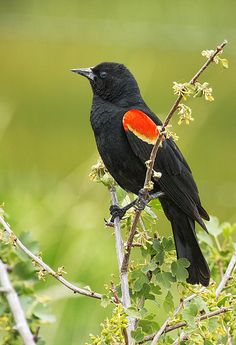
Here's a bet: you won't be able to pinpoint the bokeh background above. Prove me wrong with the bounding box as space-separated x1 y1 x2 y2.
0 1 235 344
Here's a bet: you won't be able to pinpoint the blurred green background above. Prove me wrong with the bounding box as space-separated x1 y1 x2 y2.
0 1 235 344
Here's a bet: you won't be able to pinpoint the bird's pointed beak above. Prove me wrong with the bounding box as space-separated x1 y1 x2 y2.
70 67 95 81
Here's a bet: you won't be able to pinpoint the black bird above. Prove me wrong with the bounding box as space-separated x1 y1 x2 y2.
71 62 210 286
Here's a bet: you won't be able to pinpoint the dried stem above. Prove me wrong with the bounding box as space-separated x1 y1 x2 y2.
0 259 36 345
216 251 236 298
0 216 102 300
121 39 228 277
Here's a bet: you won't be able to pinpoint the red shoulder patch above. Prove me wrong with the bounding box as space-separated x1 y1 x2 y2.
123 109 160 144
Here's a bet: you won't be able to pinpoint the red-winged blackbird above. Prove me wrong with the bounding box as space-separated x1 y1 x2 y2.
71 62 210 286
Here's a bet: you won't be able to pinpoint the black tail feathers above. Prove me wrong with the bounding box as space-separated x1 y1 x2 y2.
161 200 210 286
172 217 210 286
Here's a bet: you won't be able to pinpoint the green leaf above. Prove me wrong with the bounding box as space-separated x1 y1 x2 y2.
37 339 46 345
182 301 198 328
156 271 175 289
220 58 229 69
153 239 165 265
208 317 219 332
163 291 174 313
149 199 163 211
133 271 149 292
142 259 157 273
152 238 162 251
136 283 155 301
150 283 162 295
126 307 142 319
100 295 110 308
162 237 175 251
131 327 145 342
193 296 208 313
139 319 159 333
171 258 190 282
217 295 229 308
144 313 155 320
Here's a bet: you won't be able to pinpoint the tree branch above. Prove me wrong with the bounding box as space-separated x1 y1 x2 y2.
121 209 141 273
147 289 205 345
109 186 135 344
140 306 231 344
0 216 102 300
144 39 228 192
121 39 228 277
216 251 236 298
0 259 36 345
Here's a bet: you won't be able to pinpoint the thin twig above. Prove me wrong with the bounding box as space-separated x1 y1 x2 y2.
0 259 36 345
121 209 141 273
216 252 236 298
0 216 102 300
140 307 231 344
149 298 185 345
121 39 228 278
172 332 188 345
109 186 134 345
145 39 228 191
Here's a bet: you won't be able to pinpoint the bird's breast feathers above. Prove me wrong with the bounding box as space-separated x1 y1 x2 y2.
122 109 161 145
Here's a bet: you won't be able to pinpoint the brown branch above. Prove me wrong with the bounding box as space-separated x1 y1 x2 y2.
0 216 102 300
148 294 191 345
139 288 206 344
145 39 228 191
121 39 228 277
140 307 231 344
121 209 141 273
0 259 36 345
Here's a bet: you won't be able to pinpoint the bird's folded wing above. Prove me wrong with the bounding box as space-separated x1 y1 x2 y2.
122 109 209 225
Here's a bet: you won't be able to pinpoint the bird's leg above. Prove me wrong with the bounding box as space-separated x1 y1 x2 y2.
136 189 165 210
109 199 137 223
149 191 165 200
108 191 164 224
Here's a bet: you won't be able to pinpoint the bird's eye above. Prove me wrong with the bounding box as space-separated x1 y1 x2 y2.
99 71 107 79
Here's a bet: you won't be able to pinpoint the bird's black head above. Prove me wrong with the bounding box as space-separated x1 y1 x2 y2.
71 62 142 106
